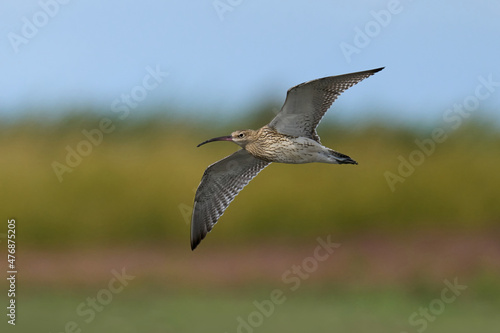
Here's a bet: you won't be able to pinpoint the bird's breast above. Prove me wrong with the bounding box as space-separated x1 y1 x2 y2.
246 134 327 164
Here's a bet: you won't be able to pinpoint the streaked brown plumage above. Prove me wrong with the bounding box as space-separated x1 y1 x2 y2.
191 67 384 250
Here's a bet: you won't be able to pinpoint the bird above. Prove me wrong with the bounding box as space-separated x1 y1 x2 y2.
191 67 384 250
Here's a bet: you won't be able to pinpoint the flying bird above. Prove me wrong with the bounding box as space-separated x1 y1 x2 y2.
191 67 384 250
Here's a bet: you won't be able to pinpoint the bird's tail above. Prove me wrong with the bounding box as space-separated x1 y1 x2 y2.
328 149 358 165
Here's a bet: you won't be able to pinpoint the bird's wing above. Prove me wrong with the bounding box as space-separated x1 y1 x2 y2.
191 149 270 250
268 67 384 142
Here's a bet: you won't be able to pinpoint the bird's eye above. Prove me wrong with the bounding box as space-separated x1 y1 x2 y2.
238 133 245 138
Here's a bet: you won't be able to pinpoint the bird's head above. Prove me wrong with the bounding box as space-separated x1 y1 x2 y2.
197 129 256 148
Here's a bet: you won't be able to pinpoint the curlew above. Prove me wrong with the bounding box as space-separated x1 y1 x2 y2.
191 67 384 250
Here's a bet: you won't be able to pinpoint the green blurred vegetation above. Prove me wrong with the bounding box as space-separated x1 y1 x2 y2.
1 111 499 247
11 287 500 333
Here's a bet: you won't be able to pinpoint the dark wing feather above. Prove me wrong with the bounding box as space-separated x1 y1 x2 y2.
268 67 384 142
191 149 270 250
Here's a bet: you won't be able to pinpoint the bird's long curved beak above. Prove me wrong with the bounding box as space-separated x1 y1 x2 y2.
197 135 233 147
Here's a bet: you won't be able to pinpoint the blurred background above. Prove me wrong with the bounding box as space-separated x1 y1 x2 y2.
1 0 500 332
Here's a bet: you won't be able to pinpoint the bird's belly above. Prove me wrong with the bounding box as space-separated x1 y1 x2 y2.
259 137 331 164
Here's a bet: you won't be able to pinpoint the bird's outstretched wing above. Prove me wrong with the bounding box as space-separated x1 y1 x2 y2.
268 67 384 142
191 149 270 250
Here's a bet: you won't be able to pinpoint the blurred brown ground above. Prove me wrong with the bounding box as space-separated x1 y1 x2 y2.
20 228 500 290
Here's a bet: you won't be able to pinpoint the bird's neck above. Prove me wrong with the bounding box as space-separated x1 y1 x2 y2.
244 126 282 161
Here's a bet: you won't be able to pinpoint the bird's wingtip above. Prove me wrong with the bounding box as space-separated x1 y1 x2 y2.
190 222 200 251
190 233 202 250
190 203 206 251
191 233 205 251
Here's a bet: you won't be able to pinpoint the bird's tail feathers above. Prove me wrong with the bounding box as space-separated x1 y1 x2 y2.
328 149 358 165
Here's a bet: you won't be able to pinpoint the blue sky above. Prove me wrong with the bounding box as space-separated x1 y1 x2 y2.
2 0 499 125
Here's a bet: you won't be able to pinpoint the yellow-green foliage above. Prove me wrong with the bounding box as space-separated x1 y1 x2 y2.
2 113 499 246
